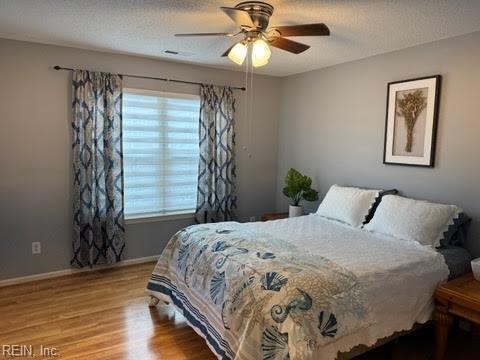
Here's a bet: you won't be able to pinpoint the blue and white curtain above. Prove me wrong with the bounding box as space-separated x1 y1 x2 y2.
71 70 125 267
195 85 237 223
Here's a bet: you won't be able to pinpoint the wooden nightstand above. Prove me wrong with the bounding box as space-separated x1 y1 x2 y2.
433 272 480 360
260 212 289 221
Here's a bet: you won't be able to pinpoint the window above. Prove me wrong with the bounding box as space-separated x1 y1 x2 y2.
122 89 200 219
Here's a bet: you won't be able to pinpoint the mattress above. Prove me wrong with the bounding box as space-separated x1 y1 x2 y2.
147 214 450 360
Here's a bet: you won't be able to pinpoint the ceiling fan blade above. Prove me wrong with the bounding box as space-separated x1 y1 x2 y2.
274 23 330 37
222 44 235 57
220 6 255 27
175 32 236 37
269 37 310 54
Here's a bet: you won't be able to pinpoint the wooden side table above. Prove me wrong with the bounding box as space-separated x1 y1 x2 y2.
260 212 289 221
433 272 480 360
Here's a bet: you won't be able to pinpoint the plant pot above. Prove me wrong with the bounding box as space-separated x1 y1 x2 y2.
289 205 303 218
472 258 480 281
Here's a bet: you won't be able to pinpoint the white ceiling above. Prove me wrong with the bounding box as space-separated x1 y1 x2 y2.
1 0 480 77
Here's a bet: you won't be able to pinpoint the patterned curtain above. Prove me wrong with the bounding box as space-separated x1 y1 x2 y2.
195 85 237 223
71 70 125 267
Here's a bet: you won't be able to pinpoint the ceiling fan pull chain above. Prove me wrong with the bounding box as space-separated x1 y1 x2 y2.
242 50 250 155
247 56 254 159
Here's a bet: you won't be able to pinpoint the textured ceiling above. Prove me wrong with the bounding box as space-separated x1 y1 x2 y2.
1 0 480 76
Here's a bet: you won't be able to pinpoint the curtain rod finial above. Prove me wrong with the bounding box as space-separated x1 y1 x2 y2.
53 65 61 70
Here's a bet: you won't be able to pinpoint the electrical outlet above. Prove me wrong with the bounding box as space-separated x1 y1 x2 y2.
250 216 256 222
32 242 41 255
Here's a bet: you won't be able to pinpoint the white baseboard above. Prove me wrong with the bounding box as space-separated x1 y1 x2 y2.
0 254 160 287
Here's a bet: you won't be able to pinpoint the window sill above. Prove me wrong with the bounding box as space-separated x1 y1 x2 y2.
125 211 195 225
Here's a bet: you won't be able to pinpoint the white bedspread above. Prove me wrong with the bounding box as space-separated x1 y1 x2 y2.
247 214 449 358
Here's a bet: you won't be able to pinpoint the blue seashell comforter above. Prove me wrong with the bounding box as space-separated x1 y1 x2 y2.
146 216 449 359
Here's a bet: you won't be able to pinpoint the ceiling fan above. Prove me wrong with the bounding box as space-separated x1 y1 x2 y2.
175 1 330 67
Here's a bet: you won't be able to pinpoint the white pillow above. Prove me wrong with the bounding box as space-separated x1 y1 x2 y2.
316 185 380 227
364 195 462 247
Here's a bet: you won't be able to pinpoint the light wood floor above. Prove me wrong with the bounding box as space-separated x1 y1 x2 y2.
0 262 215 360
1 262 479 359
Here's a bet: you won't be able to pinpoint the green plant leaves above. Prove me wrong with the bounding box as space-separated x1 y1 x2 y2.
284 168 304 194
283 168 319 206
302 188 319 202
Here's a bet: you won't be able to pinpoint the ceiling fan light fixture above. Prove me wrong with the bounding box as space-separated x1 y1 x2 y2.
176 3 331 66
253 58 269 67
228 42 248 65
251 38 271 67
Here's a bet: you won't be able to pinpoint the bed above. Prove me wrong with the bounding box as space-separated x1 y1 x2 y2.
146 212 470 360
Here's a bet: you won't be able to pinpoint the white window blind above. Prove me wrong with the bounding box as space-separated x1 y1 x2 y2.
122 89 200 218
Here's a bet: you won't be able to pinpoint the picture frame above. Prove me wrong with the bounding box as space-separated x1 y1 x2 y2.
383 75 441 167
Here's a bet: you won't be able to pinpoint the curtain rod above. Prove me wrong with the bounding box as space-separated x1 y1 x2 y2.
53 65 246 91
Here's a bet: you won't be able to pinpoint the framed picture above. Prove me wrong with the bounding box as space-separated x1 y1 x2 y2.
383 75 441 167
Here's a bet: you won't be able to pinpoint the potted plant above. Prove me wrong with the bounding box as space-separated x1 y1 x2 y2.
283 168 319 217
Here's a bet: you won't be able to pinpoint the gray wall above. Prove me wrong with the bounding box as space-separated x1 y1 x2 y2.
276 31 480 256
0 38 281 280
2 30 480 280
